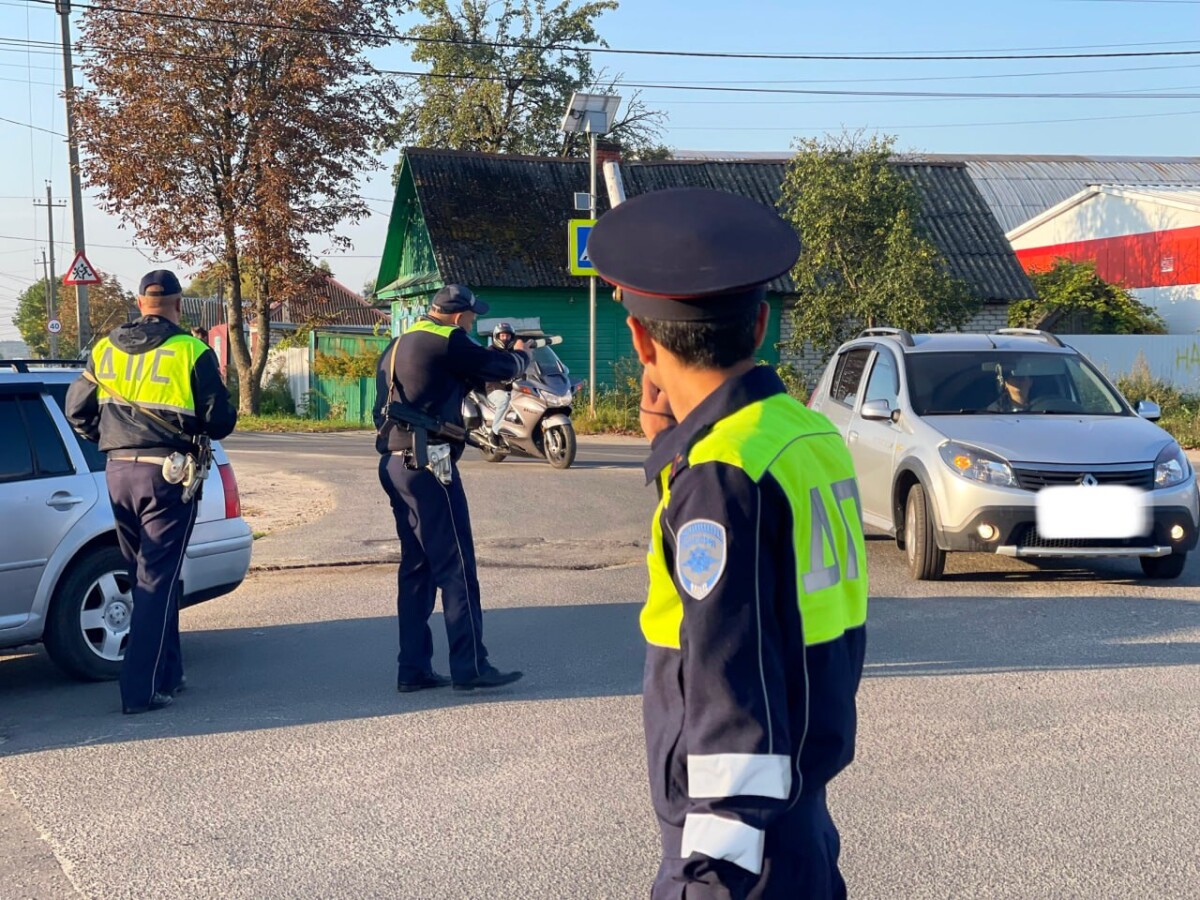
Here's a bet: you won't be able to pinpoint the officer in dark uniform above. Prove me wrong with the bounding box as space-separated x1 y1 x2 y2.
589 189 870 899
374 285 532 692
66 270 237 714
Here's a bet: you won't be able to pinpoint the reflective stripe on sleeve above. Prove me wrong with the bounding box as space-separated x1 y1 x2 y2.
680 813 766 875
687 753 792 800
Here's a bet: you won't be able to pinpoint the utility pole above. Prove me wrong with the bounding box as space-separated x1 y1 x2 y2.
40 251 58 358
56 0 90 352
33 183 66 358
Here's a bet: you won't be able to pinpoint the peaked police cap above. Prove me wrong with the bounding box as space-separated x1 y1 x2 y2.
587 188 801 322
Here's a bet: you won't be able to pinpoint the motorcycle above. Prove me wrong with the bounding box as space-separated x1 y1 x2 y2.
466 333 582 469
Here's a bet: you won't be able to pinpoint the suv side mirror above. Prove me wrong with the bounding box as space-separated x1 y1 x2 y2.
861 399 898 422
1136 400 1161 421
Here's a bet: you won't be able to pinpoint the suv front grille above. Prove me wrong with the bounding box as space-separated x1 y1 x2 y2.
1012 467 1153 491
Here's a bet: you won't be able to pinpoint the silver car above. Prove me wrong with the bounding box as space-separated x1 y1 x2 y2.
0 363 252 679
808 328 1199 580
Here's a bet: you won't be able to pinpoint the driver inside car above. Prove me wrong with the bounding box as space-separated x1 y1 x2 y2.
988 361 1036 413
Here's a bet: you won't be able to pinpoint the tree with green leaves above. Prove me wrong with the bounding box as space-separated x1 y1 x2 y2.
13 276 134 358
387 0 667 161
1010 257 1166 335
778 133 978 354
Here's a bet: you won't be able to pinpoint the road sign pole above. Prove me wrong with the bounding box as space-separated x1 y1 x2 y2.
44 185 59 357
588 129 597 415
42 249 58 358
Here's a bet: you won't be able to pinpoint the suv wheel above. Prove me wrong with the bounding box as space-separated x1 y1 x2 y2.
43 545 131 681
1139 552 1187 580
904 484 946 581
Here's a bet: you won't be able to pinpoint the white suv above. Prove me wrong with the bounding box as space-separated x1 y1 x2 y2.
807 329 1198 580
0 361 252 679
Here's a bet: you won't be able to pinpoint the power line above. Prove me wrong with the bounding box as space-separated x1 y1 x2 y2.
384 67 1200 99
0 232 159 252
0 114 64 135
1 30 1195 102
665 107 1200 131
16 0 1200 62
632 62 1200 86
1055 1 1200 4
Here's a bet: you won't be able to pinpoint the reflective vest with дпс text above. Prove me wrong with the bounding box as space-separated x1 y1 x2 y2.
91 333 207 417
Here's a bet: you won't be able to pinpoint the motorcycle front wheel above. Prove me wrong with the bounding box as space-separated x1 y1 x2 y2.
544 422 577 470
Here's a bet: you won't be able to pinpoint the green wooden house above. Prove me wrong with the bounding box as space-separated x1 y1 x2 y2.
375 149 1033 388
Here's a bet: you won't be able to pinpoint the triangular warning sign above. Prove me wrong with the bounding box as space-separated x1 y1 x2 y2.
63 250 102 286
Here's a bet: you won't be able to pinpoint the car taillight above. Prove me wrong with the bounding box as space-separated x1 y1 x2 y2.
218 462 240 519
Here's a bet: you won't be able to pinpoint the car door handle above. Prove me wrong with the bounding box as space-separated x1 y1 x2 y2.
848 430 859 443
46 493 85 510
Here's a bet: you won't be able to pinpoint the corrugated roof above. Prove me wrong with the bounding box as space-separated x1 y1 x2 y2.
403 148 1033 303
1095 183 1200 210
913 154 1200 232
265 275 389 328
181 296 224 330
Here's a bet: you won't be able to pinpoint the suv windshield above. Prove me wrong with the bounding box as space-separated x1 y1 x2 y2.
906 351 1127 416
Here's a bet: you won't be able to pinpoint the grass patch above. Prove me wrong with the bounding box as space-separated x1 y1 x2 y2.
237 414 372 433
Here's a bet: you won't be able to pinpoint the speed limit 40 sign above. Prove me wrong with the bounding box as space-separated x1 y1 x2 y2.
47 318 62 334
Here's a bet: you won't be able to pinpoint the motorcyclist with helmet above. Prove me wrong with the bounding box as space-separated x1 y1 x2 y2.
486 322 523 439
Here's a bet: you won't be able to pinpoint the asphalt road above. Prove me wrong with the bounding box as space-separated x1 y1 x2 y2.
2 434 1197 899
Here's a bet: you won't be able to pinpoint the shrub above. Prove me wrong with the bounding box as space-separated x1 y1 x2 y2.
774 363 809 404
313 350 377 379
258 370 296 416
1114 354 1199 449
1114 354 1183 409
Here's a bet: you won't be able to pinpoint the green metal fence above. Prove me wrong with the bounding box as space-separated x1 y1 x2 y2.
307 332 389 424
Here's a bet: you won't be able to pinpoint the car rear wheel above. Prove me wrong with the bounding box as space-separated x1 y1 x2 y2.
1139 552 1187 580
43 545 131 681
904 484 946 581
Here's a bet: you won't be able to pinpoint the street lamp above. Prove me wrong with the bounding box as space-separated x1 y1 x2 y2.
561 91 621 414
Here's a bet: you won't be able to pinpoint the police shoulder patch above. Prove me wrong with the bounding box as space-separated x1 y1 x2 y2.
676 518 728 601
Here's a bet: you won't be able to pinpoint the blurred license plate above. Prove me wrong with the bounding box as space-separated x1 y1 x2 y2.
1035 485 1151 540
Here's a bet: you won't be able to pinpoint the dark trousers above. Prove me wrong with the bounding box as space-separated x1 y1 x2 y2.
106 459 197 709
378 453 488 683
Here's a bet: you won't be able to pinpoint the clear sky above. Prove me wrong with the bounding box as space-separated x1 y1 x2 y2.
2 0 1199 341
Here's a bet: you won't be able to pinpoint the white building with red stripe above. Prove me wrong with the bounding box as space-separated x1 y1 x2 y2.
1007 185 1200 334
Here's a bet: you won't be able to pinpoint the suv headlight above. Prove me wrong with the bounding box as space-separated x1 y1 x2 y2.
1154 442 1191 489
939 441 1018 488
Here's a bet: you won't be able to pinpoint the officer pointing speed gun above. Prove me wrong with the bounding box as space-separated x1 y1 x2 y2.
589 189 869 899
373 284 533 693
66 270 237 715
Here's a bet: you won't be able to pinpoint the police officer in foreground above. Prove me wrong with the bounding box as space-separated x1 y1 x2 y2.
589 189 869 899
66 270 237 714
374 285 532 692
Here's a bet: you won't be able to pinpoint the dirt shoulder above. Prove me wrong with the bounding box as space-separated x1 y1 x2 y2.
238 469 335 539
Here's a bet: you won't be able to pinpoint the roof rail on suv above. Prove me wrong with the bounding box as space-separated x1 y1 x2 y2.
991 328 1065 348
857 327 915 347
0 359 87 373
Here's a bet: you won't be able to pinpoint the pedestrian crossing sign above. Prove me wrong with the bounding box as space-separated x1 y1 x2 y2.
568 219 597 276
63 250 102 286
